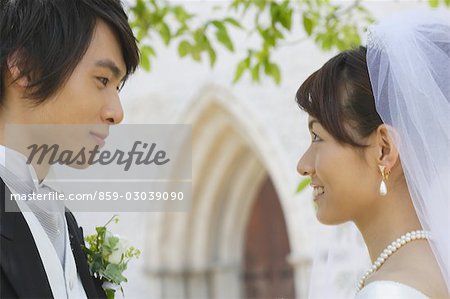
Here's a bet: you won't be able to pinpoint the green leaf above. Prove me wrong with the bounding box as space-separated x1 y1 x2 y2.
191 46 202 61
280 9 293 30
356 5 369 13
263 60 271 75
211 20 226 32
233 57 250 83
194 28 208 47
259 27 276 47
215 26 234 52
105 288 116 299
158 23 171 45
134 0 146 15
223 17 242 28
211 20 234 51
107 236 119 250
273 0 292 30
270 63 281 85
140 52 151 71
272 27 284 40
321 31 334 50
174 25 188 38
296 177 311 193
172 5 193 23
103 263 127 284
429 0 439 7
96 227 106 236
207 47 217 66
136 28 147 42
254 0 266 11
302 13 314 36
178 40 191 57
269 2 280 25
141 45 156 57
90 254 104 274
251 63 260 82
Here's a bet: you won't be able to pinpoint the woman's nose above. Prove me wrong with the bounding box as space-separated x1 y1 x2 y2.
297 150 314 176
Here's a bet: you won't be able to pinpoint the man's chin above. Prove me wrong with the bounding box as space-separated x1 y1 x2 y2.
65 162 91 170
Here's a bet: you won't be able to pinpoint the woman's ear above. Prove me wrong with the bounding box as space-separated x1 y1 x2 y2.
375 124 399 169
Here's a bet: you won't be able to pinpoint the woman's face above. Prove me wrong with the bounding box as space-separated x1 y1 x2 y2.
297 116 380 225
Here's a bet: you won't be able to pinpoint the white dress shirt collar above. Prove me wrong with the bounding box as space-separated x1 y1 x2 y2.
0 145 63 193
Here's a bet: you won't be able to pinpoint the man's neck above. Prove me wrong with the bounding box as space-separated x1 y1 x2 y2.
0 142 50 183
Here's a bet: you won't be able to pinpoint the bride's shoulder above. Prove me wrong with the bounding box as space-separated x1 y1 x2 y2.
357 261 443 298
358 240 449 298
355 280 429 299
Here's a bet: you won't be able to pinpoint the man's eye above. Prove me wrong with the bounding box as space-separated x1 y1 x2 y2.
116 81 125 92
97 77 109 86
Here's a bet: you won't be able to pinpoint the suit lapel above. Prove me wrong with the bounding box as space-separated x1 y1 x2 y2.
0 180 53 298
0 178 105 299
66 211 106 299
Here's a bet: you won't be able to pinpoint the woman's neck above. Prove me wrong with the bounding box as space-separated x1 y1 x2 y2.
355 186 423 262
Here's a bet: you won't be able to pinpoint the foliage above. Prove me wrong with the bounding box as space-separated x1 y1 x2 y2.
129 0 449 84
83 215 141 299
129 0 374 84
296 176 311 193
428 0 450 7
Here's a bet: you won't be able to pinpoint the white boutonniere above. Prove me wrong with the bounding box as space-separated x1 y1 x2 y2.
82 215 140 299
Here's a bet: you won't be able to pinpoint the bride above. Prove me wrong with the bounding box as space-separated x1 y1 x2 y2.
296 8 450 299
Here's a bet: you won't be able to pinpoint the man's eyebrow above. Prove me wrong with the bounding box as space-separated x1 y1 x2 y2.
308 119 318 131
95 59 126 81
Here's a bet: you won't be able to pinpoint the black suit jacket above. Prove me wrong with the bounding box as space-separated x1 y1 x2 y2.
0 179 107 299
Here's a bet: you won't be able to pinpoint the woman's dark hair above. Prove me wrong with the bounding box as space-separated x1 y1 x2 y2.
296 46 383 148
0 0 140 105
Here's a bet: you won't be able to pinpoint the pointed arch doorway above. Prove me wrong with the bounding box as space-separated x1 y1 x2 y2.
243 177 296 299
144 90 308 299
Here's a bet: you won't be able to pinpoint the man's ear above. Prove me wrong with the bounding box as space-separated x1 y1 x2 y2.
6 51 30 88
375 124 399 169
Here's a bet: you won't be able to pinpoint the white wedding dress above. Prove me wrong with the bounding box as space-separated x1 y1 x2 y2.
355 281 429 298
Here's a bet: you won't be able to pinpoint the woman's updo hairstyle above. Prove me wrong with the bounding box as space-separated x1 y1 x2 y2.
296 46 383 148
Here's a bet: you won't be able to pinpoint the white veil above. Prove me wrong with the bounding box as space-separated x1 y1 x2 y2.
307 8 450 298
367 8 450 293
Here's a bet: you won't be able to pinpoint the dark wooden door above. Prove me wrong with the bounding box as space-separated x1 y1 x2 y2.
243 177 295 299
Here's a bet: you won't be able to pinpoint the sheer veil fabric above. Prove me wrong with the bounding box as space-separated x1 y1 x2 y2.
367 8 450 294
307 8 450 298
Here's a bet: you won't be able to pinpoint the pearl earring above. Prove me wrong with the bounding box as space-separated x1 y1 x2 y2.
378 165 391 196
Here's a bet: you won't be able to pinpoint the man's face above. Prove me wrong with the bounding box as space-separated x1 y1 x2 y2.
11 20 127 165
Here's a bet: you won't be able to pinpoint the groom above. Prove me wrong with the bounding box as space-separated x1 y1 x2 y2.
0 0 139 298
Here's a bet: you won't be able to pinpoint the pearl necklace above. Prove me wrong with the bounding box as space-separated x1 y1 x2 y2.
356 230 431 292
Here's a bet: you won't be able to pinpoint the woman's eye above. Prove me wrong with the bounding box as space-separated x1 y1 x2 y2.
116 81 125 92
97 77 109 86
311 132 321 142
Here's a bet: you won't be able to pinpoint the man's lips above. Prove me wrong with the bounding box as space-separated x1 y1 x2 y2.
90 131 108 146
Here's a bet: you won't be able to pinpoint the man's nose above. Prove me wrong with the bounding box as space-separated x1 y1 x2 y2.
102 94 124 125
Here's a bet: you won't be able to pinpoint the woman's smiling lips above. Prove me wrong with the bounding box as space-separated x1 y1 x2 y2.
311 184 325 201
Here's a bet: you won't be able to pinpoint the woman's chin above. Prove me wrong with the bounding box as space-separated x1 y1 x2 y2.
316 209 346 226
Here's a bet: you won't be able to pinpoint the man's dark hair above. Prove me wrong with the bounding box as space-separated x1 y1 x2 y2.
296 46 383 148
0 0 140 105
